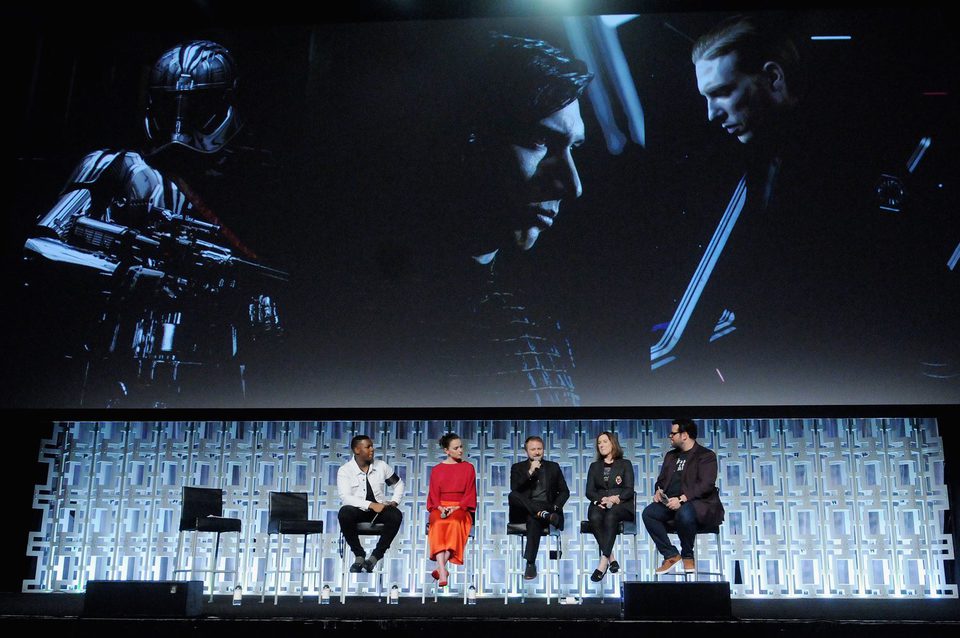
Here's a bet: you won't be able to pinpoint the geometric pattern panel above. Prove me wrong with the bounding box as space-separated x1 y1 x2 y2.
24 419 956 599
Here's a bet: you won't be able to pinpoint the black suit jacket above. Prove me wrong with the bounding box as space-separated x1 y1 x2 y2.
509 459 570 530
585 458 635 508
654 442 724 527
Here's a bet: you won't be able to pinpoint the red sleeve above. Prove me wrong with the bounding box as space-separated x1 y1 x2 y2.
460 463 477 512
427 465 440 512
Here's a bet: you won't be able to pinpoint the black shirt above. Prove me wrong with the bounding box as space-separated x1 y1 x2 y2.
530 465 548 502
365 473 375 503
666 451 688 498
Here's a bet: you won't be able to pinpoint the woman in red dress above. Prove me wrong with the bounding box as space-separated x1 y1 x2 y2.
427 432 477 587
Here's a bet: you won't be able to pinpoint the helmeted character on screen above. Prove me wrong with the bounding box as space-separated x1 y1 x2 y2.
23 40 287 408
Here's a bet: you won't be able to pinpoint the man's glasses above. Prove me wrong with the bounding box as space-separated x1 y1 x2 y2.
668 431 681 438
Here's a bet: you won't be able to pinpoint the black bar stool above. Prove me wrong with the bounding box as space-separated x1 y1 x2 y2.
420 512 477 604
174 486 242 602
578 519 638 601
260 492 325 604
504 522 561 604
657 521 724 581
338 522 386 603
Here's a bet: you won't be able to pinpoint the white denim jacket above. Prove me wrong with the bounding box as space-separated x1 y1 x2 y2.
336 457 404 510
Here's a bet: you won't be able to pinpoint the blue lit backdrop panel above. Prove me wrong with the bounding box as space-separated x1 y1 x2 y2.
25 419 955 598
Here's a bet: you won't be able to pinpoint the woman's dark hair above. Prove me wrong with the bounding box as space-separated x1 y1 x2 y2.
439 432 461 449
595 431 624 461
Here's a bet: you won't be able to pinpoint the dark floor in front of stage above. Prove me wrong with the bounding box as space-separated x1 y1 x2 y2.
2 591 959 621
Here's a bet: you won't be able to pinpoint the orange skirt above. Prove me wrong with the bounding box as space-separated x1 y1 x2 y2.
428 500 472 564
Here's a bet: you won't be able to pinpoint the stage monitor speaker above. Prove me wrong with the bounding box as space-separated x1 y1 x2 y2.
84 580 203 617
622 581 731 619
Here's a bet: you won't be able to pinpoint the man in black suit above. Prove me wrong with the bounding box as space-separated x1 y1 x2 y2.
508 435 570 580
642 419 724 574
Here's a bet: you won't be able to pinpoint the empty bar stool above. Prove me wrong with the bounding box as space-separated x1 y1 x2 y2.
174 486 242 602
260 492 325 604
338 522 386 603
504 522 561 604
578 519 638 601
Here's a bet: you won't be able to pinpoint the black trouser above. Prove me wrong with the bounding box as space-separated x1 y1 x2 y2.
337 505 403 559
508 492 556 564
587 503 634 557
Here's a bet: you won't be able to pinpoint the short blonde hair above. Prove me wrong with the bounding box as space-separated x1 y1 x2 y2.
691 15 800 88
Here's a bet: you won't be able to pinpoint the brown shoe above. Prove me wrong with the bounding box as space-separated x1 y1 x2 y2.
682 558 696 573
655 555 681 574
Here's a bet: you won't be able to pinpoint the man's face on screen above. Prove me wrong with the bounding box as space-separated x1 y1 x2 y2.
471 100 585 261
696 51 774 145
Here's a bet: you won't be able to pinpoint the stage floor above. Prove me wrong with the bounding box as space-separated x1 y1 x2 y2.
2 592 959 638
2 591 959 619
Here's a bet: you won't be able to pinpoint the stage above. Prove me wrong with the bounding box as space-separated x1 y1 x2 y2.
2 592 959 637
3 418 957 637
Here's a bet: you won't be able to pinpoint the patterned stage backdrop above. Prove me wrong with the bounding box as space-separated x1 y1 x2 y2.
24 419 956 599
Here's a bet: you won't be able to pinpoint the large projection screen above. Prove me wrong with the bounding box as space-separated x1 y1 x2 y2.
4 5 958 409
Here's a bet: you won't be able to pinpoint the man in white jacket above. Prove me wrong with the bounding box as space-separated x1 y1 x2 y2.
337 435 405 572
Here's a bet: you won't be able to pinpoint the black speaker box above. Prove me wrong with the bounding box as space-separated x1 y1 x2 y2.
622 581 732 619
84 580 203 617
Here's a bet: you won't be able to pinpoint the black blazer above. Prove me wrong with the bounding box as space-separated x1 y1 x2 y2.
654 442 724 527
585 458 635 507
509 459 570 530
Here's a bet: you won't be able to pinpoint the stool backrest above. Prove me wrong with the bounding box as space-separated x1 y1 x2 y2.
179 486 223 531
268 492 309 534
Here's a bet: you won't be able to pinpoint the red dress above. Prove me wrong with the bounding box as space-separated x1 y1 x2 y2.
427 460 477 564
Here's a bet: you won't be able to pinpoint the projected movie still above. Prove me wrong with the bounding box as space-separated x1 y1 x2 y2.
5 7 957 408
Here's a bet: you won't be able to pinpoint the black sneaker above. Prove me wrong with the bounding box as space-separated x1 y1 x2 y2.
524 563 538 580
349 556 365 573
363 555 380 573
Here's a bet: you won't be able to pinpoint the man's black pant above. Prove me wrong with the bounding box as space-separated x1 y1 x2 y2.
641 501 697 559
337 505 403 559
587 503 634 557
508 492 555 564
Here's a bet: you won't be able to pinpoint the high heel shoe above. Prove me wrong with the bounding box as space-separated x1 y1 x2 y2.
431 569 440 581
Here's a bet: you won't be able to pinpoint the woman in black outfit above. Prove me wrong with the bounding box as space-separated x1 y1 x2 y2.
585 431 635 581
